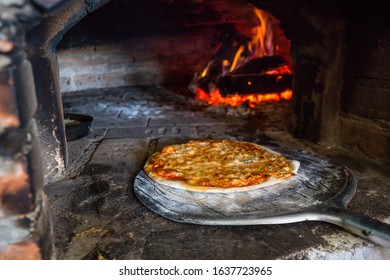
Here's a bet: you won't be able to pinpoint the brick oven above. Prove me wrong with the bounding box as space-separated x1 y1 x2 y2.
0 0 389 259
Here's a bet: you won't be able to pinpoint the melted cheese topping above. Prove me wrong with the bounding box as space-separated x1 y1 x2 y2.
144 140 295 188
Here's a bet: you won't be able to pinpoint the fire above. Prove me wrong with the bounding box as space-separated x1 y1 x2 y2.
193 6 293 108
265 65 292 75
228 9 274 72
196 87 292 108
251 9 274 58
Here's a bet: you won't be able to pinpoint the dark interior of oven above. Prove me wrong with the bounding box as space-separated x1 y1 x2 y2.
0 0 389 259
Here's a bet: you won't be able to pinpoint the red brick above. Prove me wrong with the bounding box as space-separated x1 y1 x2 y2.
169 36 205 54
0 157 33 218
119 39 148 52
0 241 41 260
147 38 172 53
0 39 13 53
0 71 20 132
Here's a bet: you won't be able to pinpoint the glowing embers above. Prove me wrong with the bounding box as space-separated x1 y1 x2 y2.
195 87 292 108
192 6 293 108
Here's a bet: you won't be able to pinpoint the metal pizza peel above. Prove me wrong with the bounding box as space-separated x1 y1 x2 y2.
134 146 390 247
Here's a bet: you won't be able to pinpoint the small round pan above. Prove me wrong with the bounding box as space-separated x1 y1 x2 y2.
64 113 93 141
134 145 390 247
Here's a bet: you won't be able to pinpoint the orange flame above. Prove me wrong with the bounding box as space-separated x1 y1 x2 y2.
230 9 274 71
196 87 292 108
251 9 274 58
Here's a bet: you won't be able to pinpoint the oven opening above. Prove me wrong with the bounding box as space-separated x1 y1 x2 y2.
0 0 389 260
54 0 297 180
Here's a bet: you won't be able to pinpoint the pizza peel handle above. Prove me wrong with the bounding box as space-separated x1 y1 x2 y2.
307 205 390 248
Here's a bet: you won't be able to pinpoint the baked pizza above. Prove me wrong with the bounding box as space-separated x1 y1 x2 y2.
143 139 299 192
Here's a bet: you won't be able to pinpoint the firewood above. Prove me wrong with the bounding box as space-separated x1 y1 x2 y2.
215 74 292 96
231 55 286 75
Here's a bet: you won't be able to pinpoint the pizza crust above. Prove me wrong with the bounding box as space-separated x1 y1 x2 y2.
144 140 300 193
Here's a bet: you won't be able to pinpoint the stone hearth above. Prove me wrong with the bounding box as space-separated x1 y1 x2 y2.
46 85 390 259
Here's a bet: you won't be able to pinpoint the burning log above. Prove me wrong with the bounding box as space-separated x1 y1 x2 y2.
231 55 286 75
196 56 291 95
215 74 292 97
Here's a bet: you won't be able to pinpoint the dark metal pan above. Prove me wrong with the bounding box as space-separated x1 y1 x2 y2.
64 113 93 141
134 146 390 247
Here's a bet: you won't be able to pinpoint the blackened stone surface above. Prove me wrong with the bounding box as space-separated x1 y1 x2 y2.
46 86 390 259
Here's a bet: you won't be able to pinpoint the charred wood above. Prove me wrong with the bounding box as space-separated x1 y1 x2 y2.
231 55 286 75
216 74 292 96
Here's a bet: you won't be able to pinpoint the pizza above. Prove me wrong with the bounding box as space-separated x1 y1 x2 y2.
143 139 299 192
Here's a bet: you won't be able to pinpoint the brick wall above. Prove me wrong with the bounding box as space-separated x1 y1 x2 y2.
56 0 290 93
0 65 54 259
58 36 211 92
340 3 390 159
1 39 54 259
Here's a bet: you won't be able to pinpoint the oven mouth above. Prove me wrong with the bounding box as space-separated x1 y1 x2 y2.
1 0 389 260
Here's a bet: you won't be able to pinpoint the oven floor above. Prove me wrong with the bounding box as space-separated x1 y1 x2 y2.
47 86 390 259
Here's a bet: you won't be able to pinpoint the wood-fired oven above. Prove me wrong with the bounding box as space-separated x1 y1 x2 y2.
0 0 389 259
